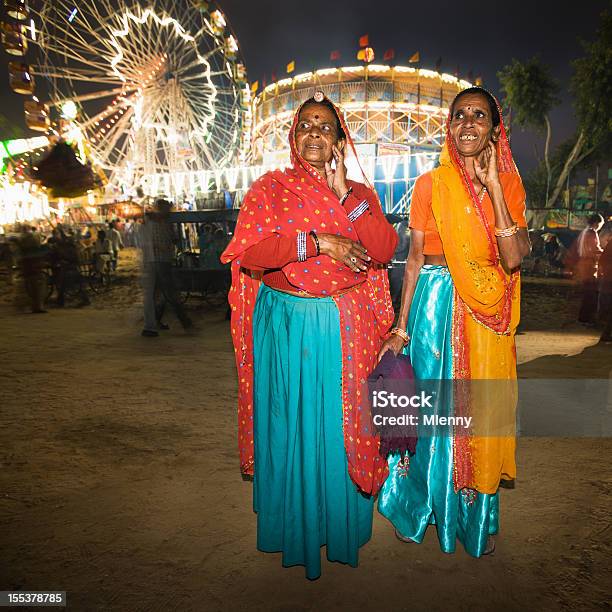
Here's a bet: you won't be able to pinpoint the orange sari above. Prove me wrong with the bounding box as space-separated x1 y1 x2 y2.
431 108 522 494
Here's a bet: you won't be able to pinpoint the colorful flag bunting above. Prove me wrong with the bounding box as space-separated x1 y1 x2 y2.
408 51 420 63
286 60 295 73
383 49 395 61
359 34 369 48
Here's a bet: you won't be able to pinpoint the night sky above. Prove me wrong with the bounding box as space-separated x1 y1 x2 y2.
1 0 608 173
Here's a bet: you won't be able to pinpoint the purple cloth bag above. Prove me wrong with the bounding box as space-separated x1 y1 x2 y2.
368 350 417 457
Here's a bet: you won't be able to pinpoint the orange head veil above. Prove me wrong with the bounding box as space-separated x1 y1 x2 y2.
432 86 521 335
432 87 522 494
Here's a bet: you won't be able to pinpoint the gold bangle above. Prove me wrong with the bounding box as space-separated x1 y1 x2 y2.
390 327 410 345
494 223 518 238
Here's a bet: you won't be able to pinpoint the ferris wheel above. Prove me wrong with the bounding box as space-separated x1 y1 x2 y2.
22 0 249 197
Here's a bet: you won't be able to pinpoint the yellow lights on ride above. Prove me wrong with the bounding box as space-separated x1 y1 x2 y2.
8 61 34 94
24 100 49 131
0 178 50 226
367 64 391 73
210 10 226 35
1 21 28 56
224 34 238 59
193 0 210 12
234 62 247 83
61 100 78 121
4 0 28 21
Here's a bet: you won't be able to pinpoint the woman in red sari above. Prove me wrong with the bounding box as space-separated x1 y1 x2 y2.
221 92 397 579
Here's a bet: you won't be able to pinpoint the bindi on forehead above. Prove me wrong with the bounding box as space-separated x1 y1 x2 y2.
458 104 486 113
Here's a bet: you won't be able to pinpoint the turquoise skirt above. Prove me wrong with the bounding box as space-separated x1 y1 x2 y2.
377 265 499 557
253 285 373 579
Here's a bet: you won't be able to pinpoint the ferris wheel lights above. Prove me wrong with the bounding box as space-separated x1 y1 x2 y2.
1 21 28 55
61 100 78 120
22 2 245 198
4 0 28 21
24 100 50 131
8 61 35 94
224 34 238 59
29 17 35 40
210 10 226 35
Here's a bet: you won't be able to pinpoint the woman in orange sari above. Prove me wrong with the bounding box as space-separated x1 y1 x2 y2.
377 87 531 556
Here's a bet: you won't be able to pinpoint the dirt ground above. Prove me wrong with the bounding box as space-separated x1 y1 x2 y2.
0 249 610 611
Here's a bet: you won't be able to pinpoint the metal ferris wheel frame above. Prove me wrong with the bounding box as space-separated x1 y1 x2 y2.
27 0 250 199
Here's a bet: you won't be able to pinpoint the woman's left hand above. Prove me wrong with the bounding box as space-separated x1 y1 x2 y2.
325 144 349 199
474 140 501 189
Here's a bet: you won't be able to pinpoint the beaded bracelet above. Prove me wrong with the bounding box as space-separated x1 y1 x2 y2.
494 222 518 238
390 327 410 346
308 230 320 256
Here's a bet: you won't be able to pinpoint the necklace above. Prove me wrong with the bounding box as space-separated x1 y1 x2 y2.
478 186 487 203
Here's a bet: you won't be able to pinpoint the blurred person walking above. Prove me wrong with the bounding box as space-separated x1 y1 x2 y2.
53 228 90 307
18 225 47 313
575 213 604 324
140 199 193 337
107 221 124 271
598 238 612 342
93 229 113 276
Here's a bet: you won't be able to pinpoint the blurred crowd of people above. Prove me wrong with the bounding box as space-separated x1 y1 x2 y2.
570 214 612 342
2 208 609 342
0 218 137 313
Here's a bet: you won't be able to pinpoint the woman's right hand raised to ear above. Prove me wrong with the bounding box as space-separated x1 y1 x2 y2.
317 233 371 273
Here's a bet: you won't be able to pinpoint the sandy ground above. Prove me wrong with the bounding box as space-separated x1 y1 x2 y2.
0 249 610 611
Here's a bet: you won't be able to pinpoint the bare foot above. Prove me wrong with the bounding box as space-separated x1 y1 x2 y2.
394 528 416 543
483 535 496 555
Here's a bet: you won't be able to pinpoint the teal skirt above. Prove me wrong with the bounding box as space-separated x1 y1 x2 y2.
253 285 373 579
377 265 499 557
